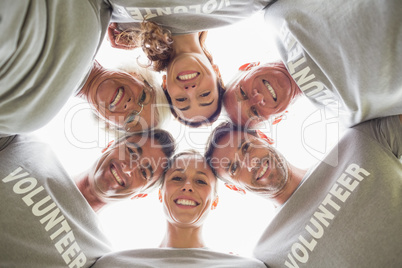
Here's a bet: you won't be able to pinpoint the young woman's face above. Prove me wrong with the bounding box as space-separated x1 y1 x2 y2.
224 62 299 128
85 68 157 132
161 154 217 228
166 53 220 124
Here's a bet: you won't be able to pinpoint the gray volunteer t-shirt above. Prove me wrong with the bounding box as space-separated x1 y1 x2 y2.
254 115 402 267
0 135 112 267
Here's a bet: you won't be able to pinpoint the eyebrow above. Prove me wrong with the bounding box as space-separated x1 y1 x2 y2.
126 140 143 156
199 99 214 107
196 171 208 176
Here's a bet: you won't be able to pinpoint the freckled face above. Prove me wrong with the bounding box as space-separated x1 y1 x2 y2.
161 155 217 227
86 69 157 132
211 131 289 197
224 62 299 127
166 53 219 123
89 135 168 201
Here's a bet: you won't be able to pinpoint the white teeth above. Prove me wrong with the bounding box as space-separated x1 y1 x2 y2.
110 88 123 107
178 72 198 81
257 163 269 179
111 166 124 186
176 199 197 206
263 80 277 101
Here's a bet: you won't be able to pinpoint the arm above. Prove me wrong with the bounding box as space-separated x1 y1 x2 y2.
354 115 402 159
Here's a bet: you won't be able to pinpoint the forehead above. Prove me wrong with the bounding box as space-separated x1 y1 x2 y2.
171 155 209 171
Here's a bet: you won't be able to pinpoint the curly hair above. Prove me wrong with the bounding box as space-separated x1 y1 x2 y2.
116 21 225 125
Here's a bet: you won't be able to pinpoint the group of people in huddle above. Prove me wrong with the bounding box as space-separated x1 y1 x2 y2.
1 0 401 267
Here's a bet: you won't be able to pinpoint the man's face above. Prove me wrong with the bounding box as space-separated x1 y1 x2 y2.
85 68 157 132
89 135 169 200
211 130 289 197
223 62 299 128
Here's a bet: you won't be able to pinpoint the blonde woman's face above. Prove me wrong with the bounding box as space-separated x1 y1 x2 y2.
166 53 220 124
86 69 158 132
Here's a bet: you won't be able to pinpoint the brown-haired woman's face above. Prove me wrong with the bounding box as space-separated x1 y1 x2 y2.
161 154 217 228
85 69 158 132
166 53 220 124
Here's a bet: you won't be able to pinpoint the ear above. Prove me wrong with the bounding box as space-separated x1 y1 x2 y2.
255 130 274 145
162 75 167 91
158 189 163 203
224 183 246 195
101 140 115 153
238 62 260 71
131 193 148 200
211 196 219 210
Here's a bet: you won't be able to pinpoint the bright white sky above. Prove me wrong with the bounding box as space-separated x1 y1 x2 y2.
33 13 341 257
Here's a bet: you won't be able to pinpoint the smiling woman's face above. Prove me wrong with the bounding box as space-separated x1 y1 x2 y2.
84 67 157 132
161 154 217 228
165 53 220 124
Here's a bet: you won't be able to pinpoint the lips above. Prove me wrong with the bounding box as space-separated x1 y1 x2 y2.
174 198 199 207
110 87 124 108
177 71 200 81
263 80 277 101
256 160 270 181
110 165 125 186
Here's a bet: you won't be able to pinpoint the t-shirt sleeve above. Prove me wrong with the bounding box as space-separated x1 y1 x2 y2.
353 115 402 159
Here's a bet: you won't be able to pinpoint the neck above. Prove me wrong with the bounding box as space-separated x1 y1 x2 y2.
171 33 203 55
73 170 107 212
270 164 307 207
160 222 206 248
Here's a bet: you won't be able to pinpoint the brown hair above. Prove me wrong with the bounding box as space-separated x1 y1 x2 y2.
116 21 225 126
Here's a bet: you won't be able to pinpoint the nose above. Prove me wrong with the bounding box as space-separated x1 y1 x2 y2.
181 180 193 192
244 156 260 172
250 89 265 106
121 161 133 176
184 83 197 90
123 97 133 110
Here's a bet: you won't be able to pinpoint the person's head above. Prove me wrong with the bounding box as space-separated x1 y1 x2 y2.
205 121 291 200
78 61 170 132
87 129 176 204
138 21 225 127
159 150 219 228
223 62 301 128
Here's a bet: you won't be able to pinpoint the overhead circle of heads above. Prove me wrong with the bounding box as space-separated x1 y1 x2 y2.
89 20 300 205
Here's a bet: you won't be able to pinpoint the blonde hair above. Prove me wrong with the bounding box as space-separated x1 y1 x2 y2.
116 61 171 129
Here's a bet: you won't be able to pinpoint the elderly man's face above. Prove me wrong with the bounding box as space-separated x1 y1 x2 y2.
85 68 158 132
223 62 299 128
